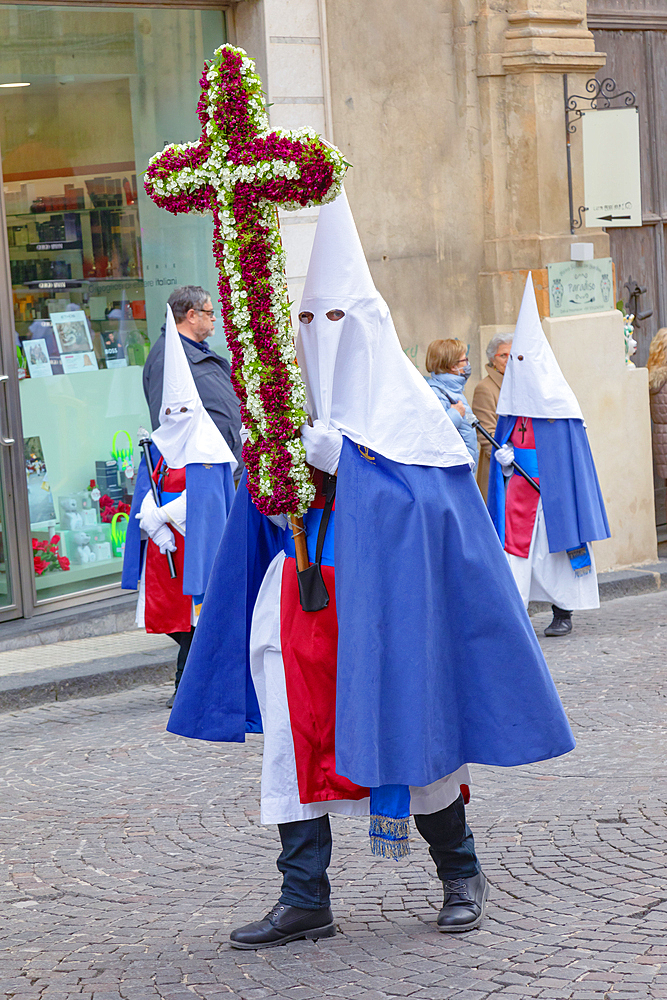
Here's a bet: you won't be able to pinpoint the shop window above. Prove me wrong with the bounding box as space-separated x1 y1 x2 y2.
0 4 227 603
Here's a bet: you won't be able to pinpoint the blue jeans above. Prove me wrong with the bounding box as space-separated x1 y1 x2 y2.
277 793 480 910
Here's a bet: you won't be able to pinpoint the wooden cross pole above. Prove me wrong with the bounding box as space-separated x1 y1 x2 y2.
144 45 346 572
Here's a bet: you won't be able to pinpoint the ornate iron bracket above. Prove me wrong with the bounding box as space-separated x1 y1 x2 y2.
571 205 588 231
563 75 638 234
566 77 637 134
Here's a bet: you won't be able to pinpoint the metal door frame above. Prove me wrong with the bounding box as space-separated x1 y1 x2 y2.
0 155 32 620
0 155 133 619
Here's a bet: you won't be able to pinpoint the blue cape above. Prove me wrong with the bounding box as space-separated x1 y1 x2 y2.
121 449 236 597
167 472 282 739
487 417 610 552
169 439 574 789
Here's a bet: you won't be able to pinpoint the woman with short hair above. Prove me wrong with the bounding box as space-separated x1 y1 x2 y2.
425 339 478 470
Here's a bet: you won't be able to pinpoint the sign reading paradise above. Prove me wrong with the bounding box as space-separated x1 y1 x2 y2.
547 257 614 318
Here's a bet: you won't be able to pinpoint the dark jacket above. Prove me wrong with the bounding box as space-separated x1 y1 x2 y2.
143 333 243 478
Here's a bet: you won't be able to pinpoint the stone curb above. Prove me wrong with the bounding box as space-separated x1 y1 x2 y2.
598 560 667 601
527 559 667 615
0 594 138 653
0 648 174 713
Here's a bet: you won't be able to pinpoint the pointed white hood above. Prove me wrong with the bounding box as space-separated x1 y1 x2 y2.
151 305 237 469
295 191 472 468
497 274 584 421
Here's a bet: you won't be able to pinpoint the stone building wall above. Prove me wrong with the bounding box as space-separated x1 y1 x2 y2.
324 1 486 375
231 0 658 571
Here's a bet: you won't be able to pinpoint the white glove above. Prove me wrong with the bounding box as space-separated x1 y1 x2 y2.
494 443 515 468
152 522 177 554
268 513 288 530
240 424 251 444
137 491 168 536
494 443 515 477
299 420 343 475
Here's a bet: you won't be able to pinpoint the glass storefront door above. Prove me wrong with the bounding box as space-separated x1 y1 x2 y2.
0 3 228 614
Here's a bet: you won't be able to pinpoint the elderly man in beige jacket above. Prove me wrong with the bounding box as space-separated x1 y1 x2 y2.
472 335 512 503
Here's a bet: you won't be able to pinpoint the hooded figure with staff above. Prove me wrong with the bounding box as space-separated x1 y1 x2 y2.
167 191 576 948
122 305 237 704
487 274 611 636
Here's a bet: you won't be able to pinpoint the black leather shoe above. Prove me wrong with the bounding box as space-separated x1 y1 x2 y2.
437 872 489 933
230 902 335 950
544 615 572 637
166 693 175 708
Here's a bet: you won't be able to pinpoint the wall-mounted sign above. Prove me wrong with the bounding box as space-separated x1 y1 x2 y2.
548 257 614 317
582 108 642 228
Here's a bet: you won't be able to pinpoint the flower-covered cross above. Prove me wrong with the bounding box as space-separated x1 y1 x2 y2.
145 44 347 516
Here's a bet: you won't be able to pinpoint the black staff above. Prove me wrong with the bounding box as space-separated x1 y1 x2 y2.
138 427 177 579
471 418 541 494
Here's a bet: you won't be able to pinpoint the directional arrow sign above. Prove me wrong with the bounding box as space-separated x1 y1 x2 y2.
582 108 642 228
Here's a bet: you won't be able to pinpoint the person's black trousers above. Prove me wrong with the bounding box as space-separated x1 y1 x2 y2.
168 627 195 692
277 793 480 910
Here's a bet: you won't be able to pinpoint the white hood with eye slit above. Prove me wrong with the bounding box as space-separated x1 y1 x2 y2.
497 274 583 421
151 305 237 470
295 191 472 468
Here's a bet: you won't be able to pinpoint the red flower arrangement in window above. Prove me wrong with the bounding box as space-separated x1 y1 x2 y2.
99 495 131 524
32 535 70 576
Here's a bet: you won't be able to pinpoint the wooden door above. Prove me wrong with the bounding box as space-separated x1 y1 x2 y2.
588 3 667 542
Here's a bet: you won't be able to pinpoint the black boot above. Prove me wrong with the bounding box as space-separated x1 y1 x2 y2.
230 902 335 949
166 628 195 707
414 796 488 933
230 817 335 949
437 872 489 933
544 606 572 637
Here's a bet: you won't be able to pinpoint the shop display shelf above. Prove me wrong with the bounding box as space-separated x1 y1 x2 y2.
34 559 123 591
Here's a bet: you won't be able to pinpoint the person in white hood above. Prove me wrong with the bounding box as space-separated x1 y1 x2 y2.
122 305 237 704
168 193 575 949
488 275 610 636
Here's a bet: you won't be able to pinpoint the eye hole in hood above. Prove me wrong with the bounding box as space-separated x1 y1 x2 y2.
326 309 345 322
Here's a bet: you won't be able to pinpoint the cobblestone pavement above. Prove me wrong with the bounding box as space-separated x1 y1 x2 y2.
2 590 667 1000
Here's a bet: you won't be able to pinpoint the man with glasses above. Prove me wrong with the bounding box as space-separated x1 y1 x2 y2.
143 285 243 479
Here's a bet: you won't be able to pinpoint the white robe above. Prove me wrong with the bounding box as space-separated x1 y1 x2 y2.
506 499 600 610
249 552 470 825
